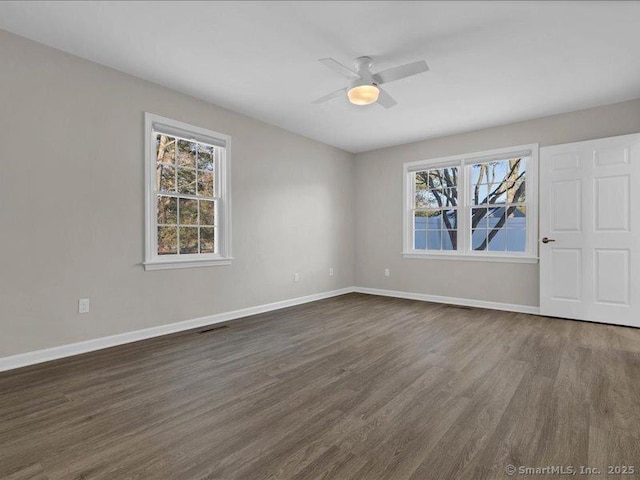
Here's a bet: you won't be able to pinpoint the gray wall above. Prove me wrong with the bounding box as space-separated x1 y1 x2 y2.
354 99 640 307
0 31 355 357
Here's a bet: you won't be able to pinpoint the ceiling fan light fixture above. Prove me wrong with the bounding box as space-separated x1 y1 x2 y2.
314 56 428 108
347 84 379 105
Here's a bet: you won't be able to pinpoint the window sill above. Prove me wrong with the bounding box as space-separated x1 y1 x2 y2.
144 257 233 271
401 252 538 264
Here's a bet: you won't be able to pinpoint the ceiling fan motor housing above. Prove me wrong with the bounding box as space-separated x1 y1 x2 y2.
352 56 376 88
353 56 374 71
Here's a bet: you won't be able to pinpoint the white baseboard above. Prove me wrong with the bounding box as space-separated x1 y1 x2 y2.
353 287 540 315
0 287 354 373
0 286 539 373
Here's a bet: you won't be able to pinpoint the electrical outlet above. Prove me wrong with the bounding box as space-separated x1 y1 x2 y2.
294 273 300 282
329 267 334 276
78 298 90 314
384 268 390 277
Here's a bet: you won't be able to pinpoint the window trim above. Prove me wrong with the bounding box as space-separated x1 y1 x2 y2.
143 113 232 271
402 143 539 263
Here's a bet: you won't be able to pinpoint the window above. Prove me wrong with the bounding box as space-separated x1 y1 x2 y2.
413 166 459 251
403 144 538 262
144 113 231 270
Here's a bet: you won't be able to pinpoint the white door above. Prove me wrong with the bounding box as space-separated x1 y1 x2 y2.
540 133 640 327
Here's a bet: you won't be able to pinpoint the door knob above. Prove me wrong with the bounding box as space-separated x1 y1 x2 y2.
541 237 556 244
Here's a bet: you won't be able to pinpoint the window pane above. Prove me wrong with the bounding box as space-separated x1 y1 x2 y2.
488 226 507 251
157 226 177 255
488 160 509 183
509 157 530 180
430 169 457 189
179 198 198 225
507 229 526 252
471 158 526 205
199 200 215 226
507 180 526 203
425 190 443 209
443 210 457 229
490 187 507 204
428 172 445 190
156 134 175 165
442 167 457 186
441 188 457 207
197 144 214 171
471 164 484 185
427 211 442 230
179 227 198 254
518 181 526 202
177 168 196 195
427 230 441 250
472 228 487 250
415 187 428 208
472 208 488 229
414 211 427 230
157 196 177 224
414 230 426 249
414 167 458 204
487 207 506 229
426 210 458 230
200 227 215 253
491 159 524 185
472 184 489 205
507 206 526 229
197 170 214 197
442 230 457 250
420 186 458 209
157 165 175 192
177 139 196 168
414 172 428 208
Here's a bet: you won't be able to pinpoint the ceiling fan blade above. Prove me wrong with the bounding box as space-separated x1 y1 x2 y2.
376 88 397 109
312 87 347 104
373 60 429 85
318 58 360 80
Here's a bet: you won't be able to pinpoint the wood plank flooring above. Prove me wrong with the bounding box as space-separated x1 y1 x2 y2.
1 293 640 479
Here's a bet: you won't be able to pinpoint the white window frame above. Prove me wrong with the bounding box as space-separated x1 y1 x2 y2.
402 143 539 263
144 113 232 270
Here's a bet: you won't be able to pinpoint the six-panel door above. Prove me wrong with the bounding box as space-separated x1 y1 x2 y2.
540 133 640 327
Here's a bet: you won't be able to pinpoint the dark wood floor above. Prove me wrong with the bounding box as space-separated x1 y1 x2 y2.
1 293 640 480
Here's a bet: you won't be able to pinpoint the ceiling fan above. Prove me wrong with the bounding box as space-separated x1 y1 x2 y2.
312 56 429 109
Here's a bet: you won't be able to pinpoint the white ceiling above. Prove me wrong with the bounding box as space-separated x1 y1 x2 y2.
1 1 640 153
